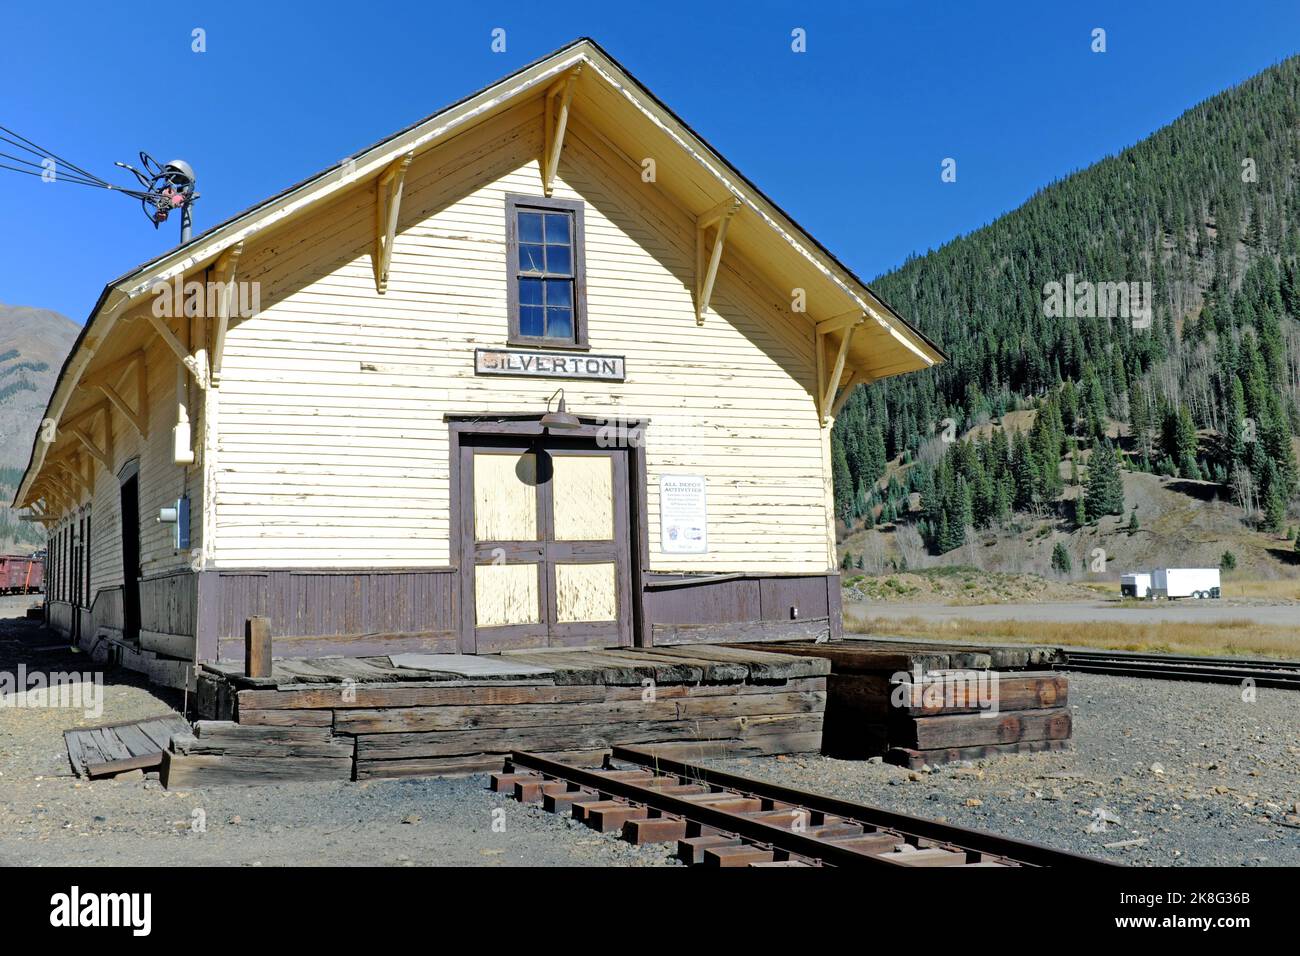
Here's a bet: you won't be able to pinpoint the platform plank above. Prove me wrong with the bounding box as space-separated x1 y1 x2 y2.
334 691 824 735
162 751 352 787
355 713 824 760
893 671 1069 715
645 645 830 680
895 706 1073 750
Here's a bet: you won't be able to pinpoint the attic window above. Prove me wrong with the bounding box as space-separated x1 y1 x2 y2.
506 194 587 348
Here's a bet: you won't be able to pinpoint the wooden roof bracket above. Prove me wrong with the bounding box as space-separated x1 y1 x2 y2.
70 402 113 470
374 154 414 295
53 458 88 499
42 474 75 510
816 313 865 425
695 197 741 325
145 312 208 389
31 485 57 517
22 501 51 526
542 66 582 196
78 451 95 495
831 370 866 418
210 242 244 386
84 349 148 438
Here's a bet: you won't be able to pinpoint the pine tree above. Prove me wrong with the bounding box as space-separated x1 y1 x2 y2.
1050 541 1072 575
1130 380 1152 459
1084 439 1125 519
1262 479 1286 533
1011 430 1038 512
1127 510 1139 533
832 442 853 524
1074 495 1088 528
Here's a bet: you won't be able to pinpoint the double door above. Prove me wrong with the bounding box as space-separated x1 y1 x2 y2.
462 436 631 652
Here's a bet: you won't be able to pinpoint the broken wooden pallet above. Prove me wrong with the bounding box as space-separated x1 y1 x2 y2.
64 714 191 779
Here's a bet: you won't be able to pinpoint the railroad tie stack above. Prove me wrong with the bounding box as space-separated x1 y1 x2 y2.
752 639 1072 768
886 668 1071 769
161 645 830 787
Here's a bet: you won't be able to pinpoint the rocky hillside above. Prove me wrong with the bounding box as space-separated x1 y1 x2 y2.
0 303 79 550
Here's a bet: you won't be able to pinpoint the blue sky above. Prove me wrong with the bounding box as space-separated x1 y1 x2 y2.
2 0 1299 323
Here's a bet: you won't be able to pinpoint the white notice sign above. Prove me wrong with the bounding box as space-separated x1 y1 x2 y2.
660 475 707 554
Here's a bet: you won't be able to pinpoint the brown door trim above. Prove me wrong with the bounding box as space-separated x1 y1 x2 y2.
448 415 648 653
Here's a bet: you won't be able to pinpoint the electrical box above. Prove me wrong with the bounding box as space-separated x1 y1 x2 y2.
173 420 194 465
157 496 191 550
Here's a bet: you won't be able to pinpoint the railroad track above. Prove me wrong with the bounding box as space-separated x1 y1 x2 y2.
494 747 1110 868
1060 649 1300 690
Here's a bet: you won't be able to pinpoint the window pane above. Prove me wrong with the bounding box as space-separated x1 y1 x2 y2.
546 243 571 276
519 277 543 306
545 279 572 309
520 305 544 337
543 213 570 244
518 212 543 244
519 243 545 273
545 308 572 340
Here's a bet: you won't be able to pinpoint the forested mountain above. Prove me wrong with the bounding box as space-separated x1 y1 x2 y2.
833 55 1300 566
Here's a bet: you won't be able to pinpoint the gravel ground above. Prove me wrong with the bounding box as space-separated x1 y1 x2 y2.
4 599 1297 866
0 602 676 867
703 671 1300 866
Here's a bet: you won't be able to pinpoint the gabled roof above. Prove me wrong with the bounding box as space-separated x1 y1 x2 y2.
15 37 943 509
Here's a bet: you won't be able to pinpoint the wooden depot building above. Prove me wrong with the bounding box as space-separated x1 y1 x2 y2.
15 40 941 775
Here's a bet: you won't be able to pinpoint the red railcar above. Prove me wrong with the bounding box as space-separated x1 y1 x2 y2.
0 554 44 594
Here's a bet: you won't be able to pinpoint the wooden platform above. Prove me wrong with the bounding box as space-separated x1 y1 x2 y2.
164 645 830 787
750 638 1071 766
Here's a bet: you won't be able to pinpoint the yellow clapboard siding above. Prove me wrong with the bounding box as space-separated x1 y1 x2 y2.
212 98 833 572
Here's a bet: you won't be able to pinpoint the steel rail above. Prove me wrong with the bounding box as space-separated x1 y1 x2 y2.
510 749 895 867
1060 651 1300 689
612 746 1111 868
509 749 1112 867
1063 648 1300 669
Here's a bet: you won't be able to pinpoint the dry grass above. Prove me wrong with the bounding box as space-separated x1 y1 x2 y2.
1221 578 1300 601
846 611 1300 660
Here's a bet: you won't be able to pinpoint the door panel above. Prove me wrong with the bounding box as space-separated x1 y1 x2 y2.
474 562 541 627
474 452 538 540
464 436 630 651
551 454 613 540
554 561 617 622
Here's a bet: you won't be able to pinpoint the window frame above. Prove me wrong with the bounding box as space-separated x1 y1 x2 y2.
504 193 589 350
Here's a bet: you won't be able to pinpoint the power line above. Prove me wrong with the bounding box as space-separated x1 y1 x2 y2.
0 151 106 186
0 122 112 187
0 161 118 189
0 120 200 240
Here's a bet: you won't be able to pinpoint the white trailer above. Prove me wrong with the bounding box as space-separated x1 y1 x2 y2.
1150 568 1221 600
1120 573 1151 599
